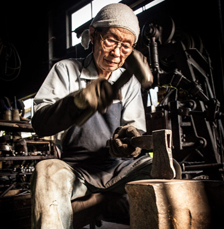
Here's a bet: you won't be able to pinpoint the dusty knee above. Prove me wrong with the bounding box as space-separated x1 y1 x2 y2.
32 159 76 195
35 159 59 171
34 159 75 182
36 159 68 172
32 159 59 186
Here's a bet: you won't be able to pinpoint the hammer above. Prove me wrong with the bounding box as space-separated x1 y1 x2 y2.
75 49 153 126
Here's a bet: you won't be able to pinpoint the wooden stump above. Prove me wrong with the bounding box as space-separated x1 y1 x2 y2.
125 180 224 229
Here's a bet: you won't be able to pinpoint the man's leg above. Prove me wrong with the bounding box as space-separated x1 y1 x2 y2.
31 159 89 229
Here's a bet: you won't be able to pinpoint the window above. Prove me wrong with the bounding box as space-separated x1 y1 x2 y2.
71 4 92 47
67 0 165 48
69 0 121 47
134 0 165 15
92 0 121 17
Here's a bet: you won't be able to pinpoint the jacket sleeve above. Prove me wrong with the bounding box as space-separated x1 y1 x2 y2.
120 75 147 133
32 60 82 137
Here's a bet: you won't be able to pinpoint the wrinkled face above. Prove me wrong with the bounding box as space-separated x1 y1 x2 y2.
90 27 135 79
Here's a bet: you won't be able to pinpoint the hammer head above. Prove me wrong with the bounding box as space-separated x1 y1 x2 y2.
124 49 153 89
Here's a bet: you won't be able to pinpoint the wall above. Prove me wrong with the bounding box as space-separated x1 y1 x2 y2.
0 1 50 100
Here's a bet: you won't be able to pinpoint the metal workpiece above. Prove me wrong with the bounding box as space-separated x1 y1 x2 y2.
129 135 153 151
128 129 176 179
150 129 176 179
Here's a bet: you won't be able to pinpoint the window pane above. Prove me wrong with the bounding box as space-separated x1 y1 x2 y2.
72 32 80 47
71 3 92 46
71 4 92 31
134 8 143 15
145 0 165 10
70 0 165 47
92 0 121 17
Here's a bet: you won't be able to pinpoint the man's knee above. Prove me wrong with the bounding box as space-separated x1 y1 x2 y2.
35 159 62 171
32 159 75 191
35 159 72 176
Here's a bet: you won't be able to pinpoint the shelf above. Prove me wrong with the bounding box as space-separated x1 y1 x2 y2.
0 121 34 132
0 155 56 161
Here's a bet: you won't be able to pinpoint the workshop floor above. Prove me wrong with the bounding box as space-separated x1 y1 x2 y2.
82 221 130 229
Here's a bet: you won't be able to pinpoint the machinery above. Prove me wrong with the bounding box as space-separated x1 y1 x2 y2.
141 15 224 180
0 97 58 198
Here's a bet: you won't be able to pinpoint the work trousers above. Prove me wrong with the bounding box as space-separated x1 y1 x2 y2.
31 159 90 229
31 158 154 229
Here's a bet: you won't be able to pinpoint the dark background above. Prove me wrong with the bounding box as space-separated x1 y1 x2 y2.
0 0 223 106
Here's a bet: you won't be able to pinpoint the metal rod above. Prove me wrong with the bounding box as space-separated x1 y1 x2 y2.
184 163 223 171
0 182 16 198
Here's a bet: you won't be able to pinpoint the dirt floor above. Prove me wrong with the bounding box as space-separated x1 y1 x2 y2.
82 221 130 229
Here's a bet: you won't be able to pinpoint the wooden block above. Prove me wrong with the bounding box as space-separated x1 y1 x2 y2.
125 180 224 229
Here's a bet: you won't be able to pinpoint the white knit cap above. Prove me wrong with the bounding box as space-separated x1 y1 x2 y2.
81 3 140 49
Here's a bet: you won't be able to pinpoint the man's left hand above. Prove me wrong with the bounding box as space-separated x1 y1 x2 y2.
108 125 142 158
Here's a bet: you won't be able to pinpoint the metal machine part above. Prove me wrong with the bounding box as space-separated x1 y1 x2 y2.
142 16 224 180
0 121 58 197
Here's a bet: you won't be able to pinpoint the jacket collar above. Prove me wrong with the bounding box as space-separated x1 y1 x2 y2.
80 53 125 84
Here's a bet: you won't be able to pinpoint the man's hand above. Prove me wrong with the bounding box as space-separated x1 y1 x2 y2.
124 49 153 89
74 78 119 113
108 125 142 158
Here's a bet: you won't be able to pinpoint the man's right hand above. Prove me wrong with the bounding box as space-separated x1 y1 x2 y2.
73 77 118 113
124 49 153 89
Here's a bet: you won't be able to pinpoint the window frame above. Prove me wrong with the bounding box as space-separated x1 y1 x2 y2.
66 0 92 49
66 0 165 49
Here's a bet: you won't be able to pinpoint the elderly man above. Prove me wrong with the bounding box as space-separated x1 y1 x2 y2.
31 3 176 229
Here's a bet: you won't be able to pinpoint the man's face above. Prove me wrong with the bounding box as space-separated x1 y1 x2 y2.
90 27 135 79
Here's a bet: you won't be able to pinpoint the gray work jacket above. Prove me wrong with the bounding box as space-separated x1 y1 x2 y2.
32 53 151 190
33 53 146 143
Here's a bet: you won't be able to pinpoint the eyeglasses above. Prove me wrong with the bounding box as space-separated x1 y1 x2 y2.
100 34 135 55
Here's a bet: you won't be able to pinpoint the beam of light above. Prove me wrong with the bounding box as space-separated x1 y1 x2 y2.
134 0 165 15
